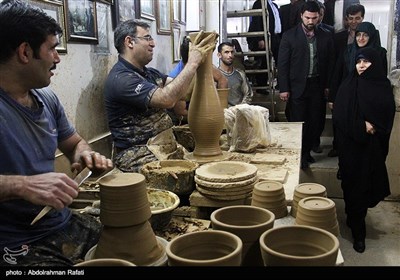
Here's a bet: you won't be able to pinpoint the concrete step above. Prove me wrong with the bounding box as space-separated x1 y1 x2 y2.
299 136 342 198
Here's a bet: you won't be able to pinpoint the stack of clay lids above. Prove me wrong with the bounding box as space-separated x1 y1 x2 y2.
194 161 258 201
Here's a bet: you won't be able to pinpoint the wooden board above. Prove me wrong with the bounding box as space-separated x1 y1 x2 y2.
257 167 289 183
251 153 287 165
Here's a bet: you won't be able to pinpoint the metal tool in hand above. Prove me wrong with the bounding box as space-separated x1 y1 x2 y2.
30 167 92 225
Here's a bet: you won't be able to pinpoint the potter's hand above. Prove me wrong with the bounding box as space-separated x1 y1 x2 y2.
71 150 113 177
189 30 219 63
173 100 188 117
19 173 78 209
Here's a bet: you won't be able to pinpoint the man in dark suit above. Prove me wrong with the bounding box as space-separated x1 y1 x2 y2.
278 0 335 169
280 0 305 34
311 0 335 154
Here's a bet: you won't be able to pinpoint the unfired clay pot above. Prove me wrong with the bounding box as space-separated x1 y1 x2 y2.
166 230 243 266
75 258 135 266
251 181 288 219
140 160 199 195
210 205 275 266
295 197 340 236
94 221 165 266
291 183 327 218
187 31 224 158
259 225 339 266
98 173 151 227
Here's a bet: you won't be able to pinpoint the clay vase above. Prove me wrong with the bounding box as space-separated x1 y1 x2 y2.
251 181 288 219
166 230 243 266
291 183 327 218
295 197 340 236
259 225 339 266
210 205 275 266
188 31 224 158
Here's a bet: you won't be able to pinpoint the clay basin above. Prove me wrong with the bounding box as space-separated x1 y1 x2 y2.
210 205 275 266
259 225 339 266
141 160 199 195
166 230 243 266
148 188 180 230
75 258 135 266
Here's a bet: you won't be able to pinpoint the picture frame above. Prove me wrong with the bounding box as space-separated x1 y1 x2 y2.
139 0 155 21
111 0 139 29
65 0 98 44
156 0 171 35
28 0 67 53
172 0 179 23
94 1 110 54
172 24 181 62
180 0 186 24
97 0 113 4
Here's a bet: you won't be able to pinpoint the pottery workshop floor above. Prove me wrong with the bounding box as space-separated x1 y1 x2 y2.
330 198 400 266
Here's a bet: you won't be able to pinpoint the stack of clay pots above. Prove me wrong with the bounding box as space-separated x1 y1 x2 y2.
194 161 258 201
88 173 167 266
295 197 340 236
291 183 327 218
251 181 288 219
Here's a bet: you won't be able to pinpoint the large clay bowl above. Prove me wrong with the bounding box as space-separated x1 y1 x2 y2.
259 225 339 266
195 161 258 183
147 188 180 230
75 258 135 266
210 205 275 266
141 160 199 195
166 230 243 266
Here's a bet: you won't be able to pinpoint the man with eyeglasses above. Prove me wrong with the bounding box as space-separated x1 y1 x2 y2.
103 19 216 173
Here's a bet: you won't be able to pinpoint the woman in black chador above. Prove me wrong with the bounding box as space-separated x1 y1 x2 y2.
333 47 395 253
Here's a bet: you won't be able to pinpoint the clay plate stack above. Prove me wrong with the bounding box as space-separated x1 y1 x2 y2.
194 161 258 201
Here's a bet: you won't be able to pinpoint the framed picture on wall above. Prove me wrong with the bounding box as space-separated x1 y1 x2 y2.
94 1 110 54
172 0 179 23
180 0 186 24
97 0 113 4
111 0 139 29
172 24 181 62
65 0 98 43
156 0 171 35
139 0 155 21
28 0 68 53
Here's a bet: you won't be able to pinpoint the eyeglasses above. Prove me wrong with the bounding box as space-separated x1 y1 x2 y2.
134 35 154 42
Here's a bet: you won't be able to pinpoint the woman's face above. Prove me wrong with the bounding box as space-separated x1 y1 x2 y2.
356 32 370 48
356 58 372 75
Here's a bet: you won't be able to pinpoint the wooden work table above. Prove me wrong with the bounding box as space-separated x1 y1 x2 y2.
189 121 303 208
